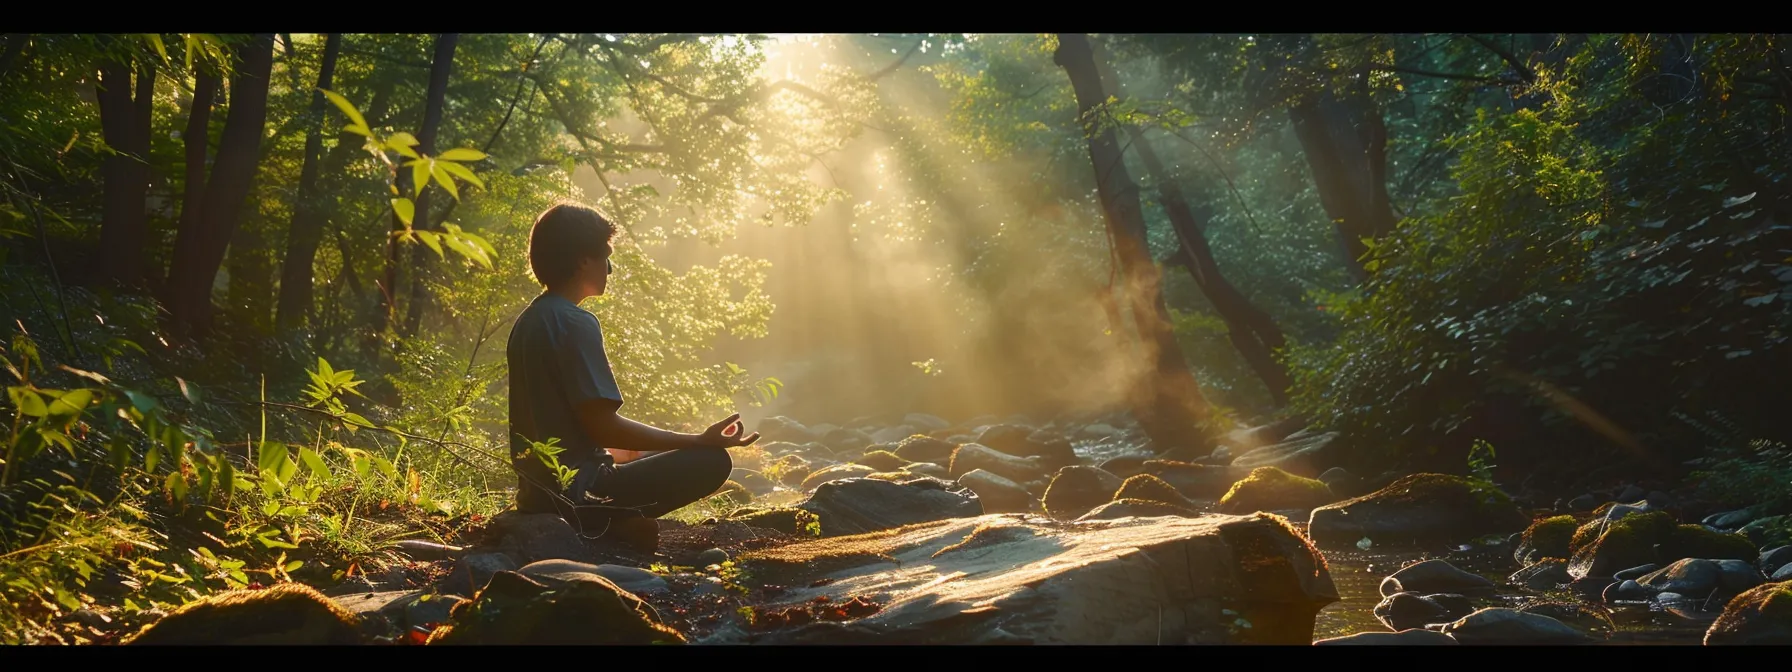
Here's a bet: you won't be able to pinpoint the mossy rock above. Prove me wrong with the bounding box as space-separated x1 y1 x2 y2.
1217 467 1335 514
1306 473 1528 546
856 450 909 472
1515 515 1579 565
1705 581 1792 645
125 583 364 645
1663 524 1757 562
1566 511 1677 580
767 454 813 488
1076 498 1199 521
727 507 821 537
864 471 913 482
1041 466 1124 520
428 571 683 645
892 435 957 464
1140 461 1253 499
801 464 876 491
1113 474 1197 509
713 480 752 507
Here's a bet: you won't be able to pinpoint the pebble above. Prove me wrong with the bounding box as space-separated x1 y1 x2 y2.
696 548 730 566
1759 545 1792 574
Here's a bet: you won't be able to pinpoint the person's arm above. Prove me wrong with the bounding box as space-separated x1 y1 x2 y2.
573 401 760 455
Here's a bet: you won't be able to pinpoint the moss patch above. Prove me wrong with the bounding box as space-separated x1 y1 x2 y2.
1217 467 1334 514
1076 498 1199 521
124 583 363 645
1114 474 1194 508
728 507 822 537
1568 511 1677 579
736 518 958 587
1664 524 1758 562
425 571 684 645
1706 581 1792 645
800 464 875 491
1040 466 1123 520
1517 515 1579 564
856 450 908 472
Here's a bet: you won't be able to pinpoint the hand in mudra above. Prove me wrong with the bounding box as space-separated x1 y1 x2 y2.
701 413 759 448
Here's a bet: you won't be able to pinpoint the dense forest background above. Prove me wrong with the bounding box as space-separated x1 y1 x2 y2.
2 33 1790 643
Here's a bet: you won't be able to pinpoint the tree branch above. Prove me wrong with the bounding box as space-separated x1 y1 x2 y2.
1464 33 1538 83
866 39 924 81
1369 63 1521 85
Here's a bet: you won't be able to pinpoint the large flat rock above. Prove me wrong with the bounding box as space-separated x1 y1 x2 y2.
714 512 1338 645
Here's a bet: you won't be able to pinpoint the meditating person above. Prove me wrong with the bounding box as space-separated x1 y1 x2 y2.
506 201 758 526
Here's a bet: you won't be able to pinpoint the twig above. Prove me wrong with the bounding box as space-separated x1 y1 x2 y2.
1463 34 1538 83
866 39 924 81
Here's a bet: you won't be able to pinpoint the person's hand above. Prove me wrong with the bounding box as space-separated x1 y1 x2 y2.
698 413 759 448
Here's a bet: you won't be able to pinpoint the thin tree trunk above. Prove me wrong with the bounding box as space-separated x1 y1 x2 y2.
1054 33 1214 454
378 34 456 342
96 48 155 287
275 33 342 331
168 65 220 302
400 33 459 339
166 33 276 337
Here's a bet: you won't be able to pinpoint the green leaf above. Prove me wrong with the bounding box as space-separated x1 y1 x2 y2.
436 159 485 190
430 161 460 200
386 132 420 148
341 412 374 429
144 34 170 64
318 88 369 137
442 235 484 268
275 452 299 485
370 455 397 478
437 147 486 162
46 388 94 422
8 387 47 417
415 230 444 258
300 448 330 479
258 441 287 474
145 441 161 474
411 160 431 198
176 377 201 406
283 560 304 572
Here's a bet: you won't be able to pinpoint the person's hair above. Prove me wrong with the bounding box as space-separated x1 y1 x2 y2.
527 202 616 288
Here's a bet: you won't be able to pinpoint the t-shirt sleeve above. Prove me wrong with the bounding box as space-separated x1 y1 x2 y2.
551 310 624 410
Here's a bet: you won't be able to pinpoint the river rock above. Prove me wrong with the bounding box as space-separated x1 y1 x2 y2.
1568 511 1758 580
797 477 982 537
801 464 876 491
957 469 1034 514
1715 559 1767 595
721 512 1338 645
891 435 957 464
518 559 669 595
481 511 590 564
1616 484 1646 503
973 424 1078 469
1640 559 1727 595
426 571 683 644
904 414 950 431
1382 559 1496 596
1510 559 1570 590
1614 564 1660 581
1307 474 1529 546
1077 498 1199 521
1761 546 1792 575
1097 455 1149 479
1374 592 1475 631
1317 467 1362 498
1567 494 1600 512
870 425 916 445
855 450 908 472
1518 602 1616 638
1436 607 1595 645
1228 432 1340 478
125 583 364 645
441 552 521 597
729 468 779 496
1142 461 1253 499
1114 474 1200 510
727 507 820 536
1313 629 1458 645
949 443 1048 483
1705 581 1792 644
1217 467 1334 514
1705 509 1753 529
1514 515 1577 565
759 417 814 444
1079 423 1121 440
1603 579 1656 603
1041 466 1125 520
902 461 948 480
1738 515 1792 549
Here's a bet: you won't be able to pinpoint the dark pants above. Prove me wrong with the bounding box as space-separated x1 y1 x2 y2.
517 447 734 520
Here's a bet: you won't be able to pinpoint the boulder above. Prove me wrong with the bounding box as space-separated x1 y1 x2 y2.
1381 560 1496 596
1436 608 1595 645
1514 515 1577 565
975 424 1036 456
1614 564 1661 581
481 511 591 564
801 464 876 491
1098 455 1150 479
1716 559 1768 595
892 435 958 464
1306 474 1529 546
1217 467 1335 514
797 477 982 537
517 559 669 596
1042 466 1125 520
855 450 909 472
125 583 363 645
1737 515 1792 549
1638 559 1723 596
729 469 779 496
1761 546 1792 575
1228 432 1341 478
1373 592 1475 631
902 462 948 480
726 507 820 537
973 425 1079 468
1517 602 1616 638
904 414 951 431
426 571 683 645
1114 474 1200 511
1316 467 1362 498
725 512 1338 645
1704 581 1792 645
1603 579 1655 603
1775 565 1792 581
1509 559 1571 590
957 469 1035 514
870 425 917 445
948 443 1048 484
1567 510 1758 580
758 417 814 444
766 454 812 488
440 552 521 597
1141 461 1253 499
1313 629 1458 645
1077 498 1200 522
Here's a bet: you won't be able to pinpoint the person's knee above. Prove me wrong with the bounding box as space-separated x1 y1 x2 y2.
699 446 734 485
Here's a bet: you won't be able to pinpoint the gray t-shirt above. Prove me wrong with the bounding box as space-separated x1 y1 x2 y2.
507 293 624 493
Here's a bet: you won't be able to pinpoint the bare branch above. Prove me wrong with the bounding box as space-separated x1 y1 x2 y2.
866 39 924 81
1464 33 1538 83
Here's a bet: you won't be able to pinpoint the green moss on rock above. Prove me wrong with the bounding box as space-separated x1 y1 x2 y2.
1567 511 1677 580
1515 515 1579 565
1305 473 1529 545
426 571 684 645
728 507 821 537
1217 467 1335 514
1705 581 1792 645
124 583 363 645
1113 474 1196 509
1664 524 1758 562
856 450 908 472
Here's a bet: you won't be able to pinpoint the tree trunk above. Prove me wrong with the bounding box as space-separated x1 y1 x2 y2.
96 48 155 287
275 33 342 332
1288 72 1397 282
168 65 220 302
166 33 276 337
1054 33 1213 454
400 34 459 339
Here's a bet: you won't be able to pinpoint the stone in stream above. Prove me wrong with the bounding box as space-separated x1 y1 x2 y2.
956 469 1034 514
1704 509 1753 529
716 512 1337 644
1217 466 1335 514
1567 493 1600 512
1603 579 1656 603
1380 559 1496 597
1615 484 1646 503
426 571 684 645
125 583 365 645
1436 607 1596 645
1076 498 1200 521
1306 474 1528 547
1041 466 1125 520
1312 629 1458 645
1613 564 1661 582
1761 546 1792 575
1373 592 1475 631
1705 581 1792 644
948 443 1049 484
900 461 948 480
1226 431 1341 478
1638 559 1727 597
726 507 821 537
1141 461 1252 499
729 468 779 496
1114 474 1201 511
1509 559 1571 590
1513 515 1577 565
869 425 916 445
1567 510 1758 580
1775 564 1792 581
974 424 1078 469
903 413 950 431
797 477 982 537
1517 602 1616 638
1737 515 1792 549
801 464 876 491
891 435 958 464
1098 455 1150 479
854 450 908 473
